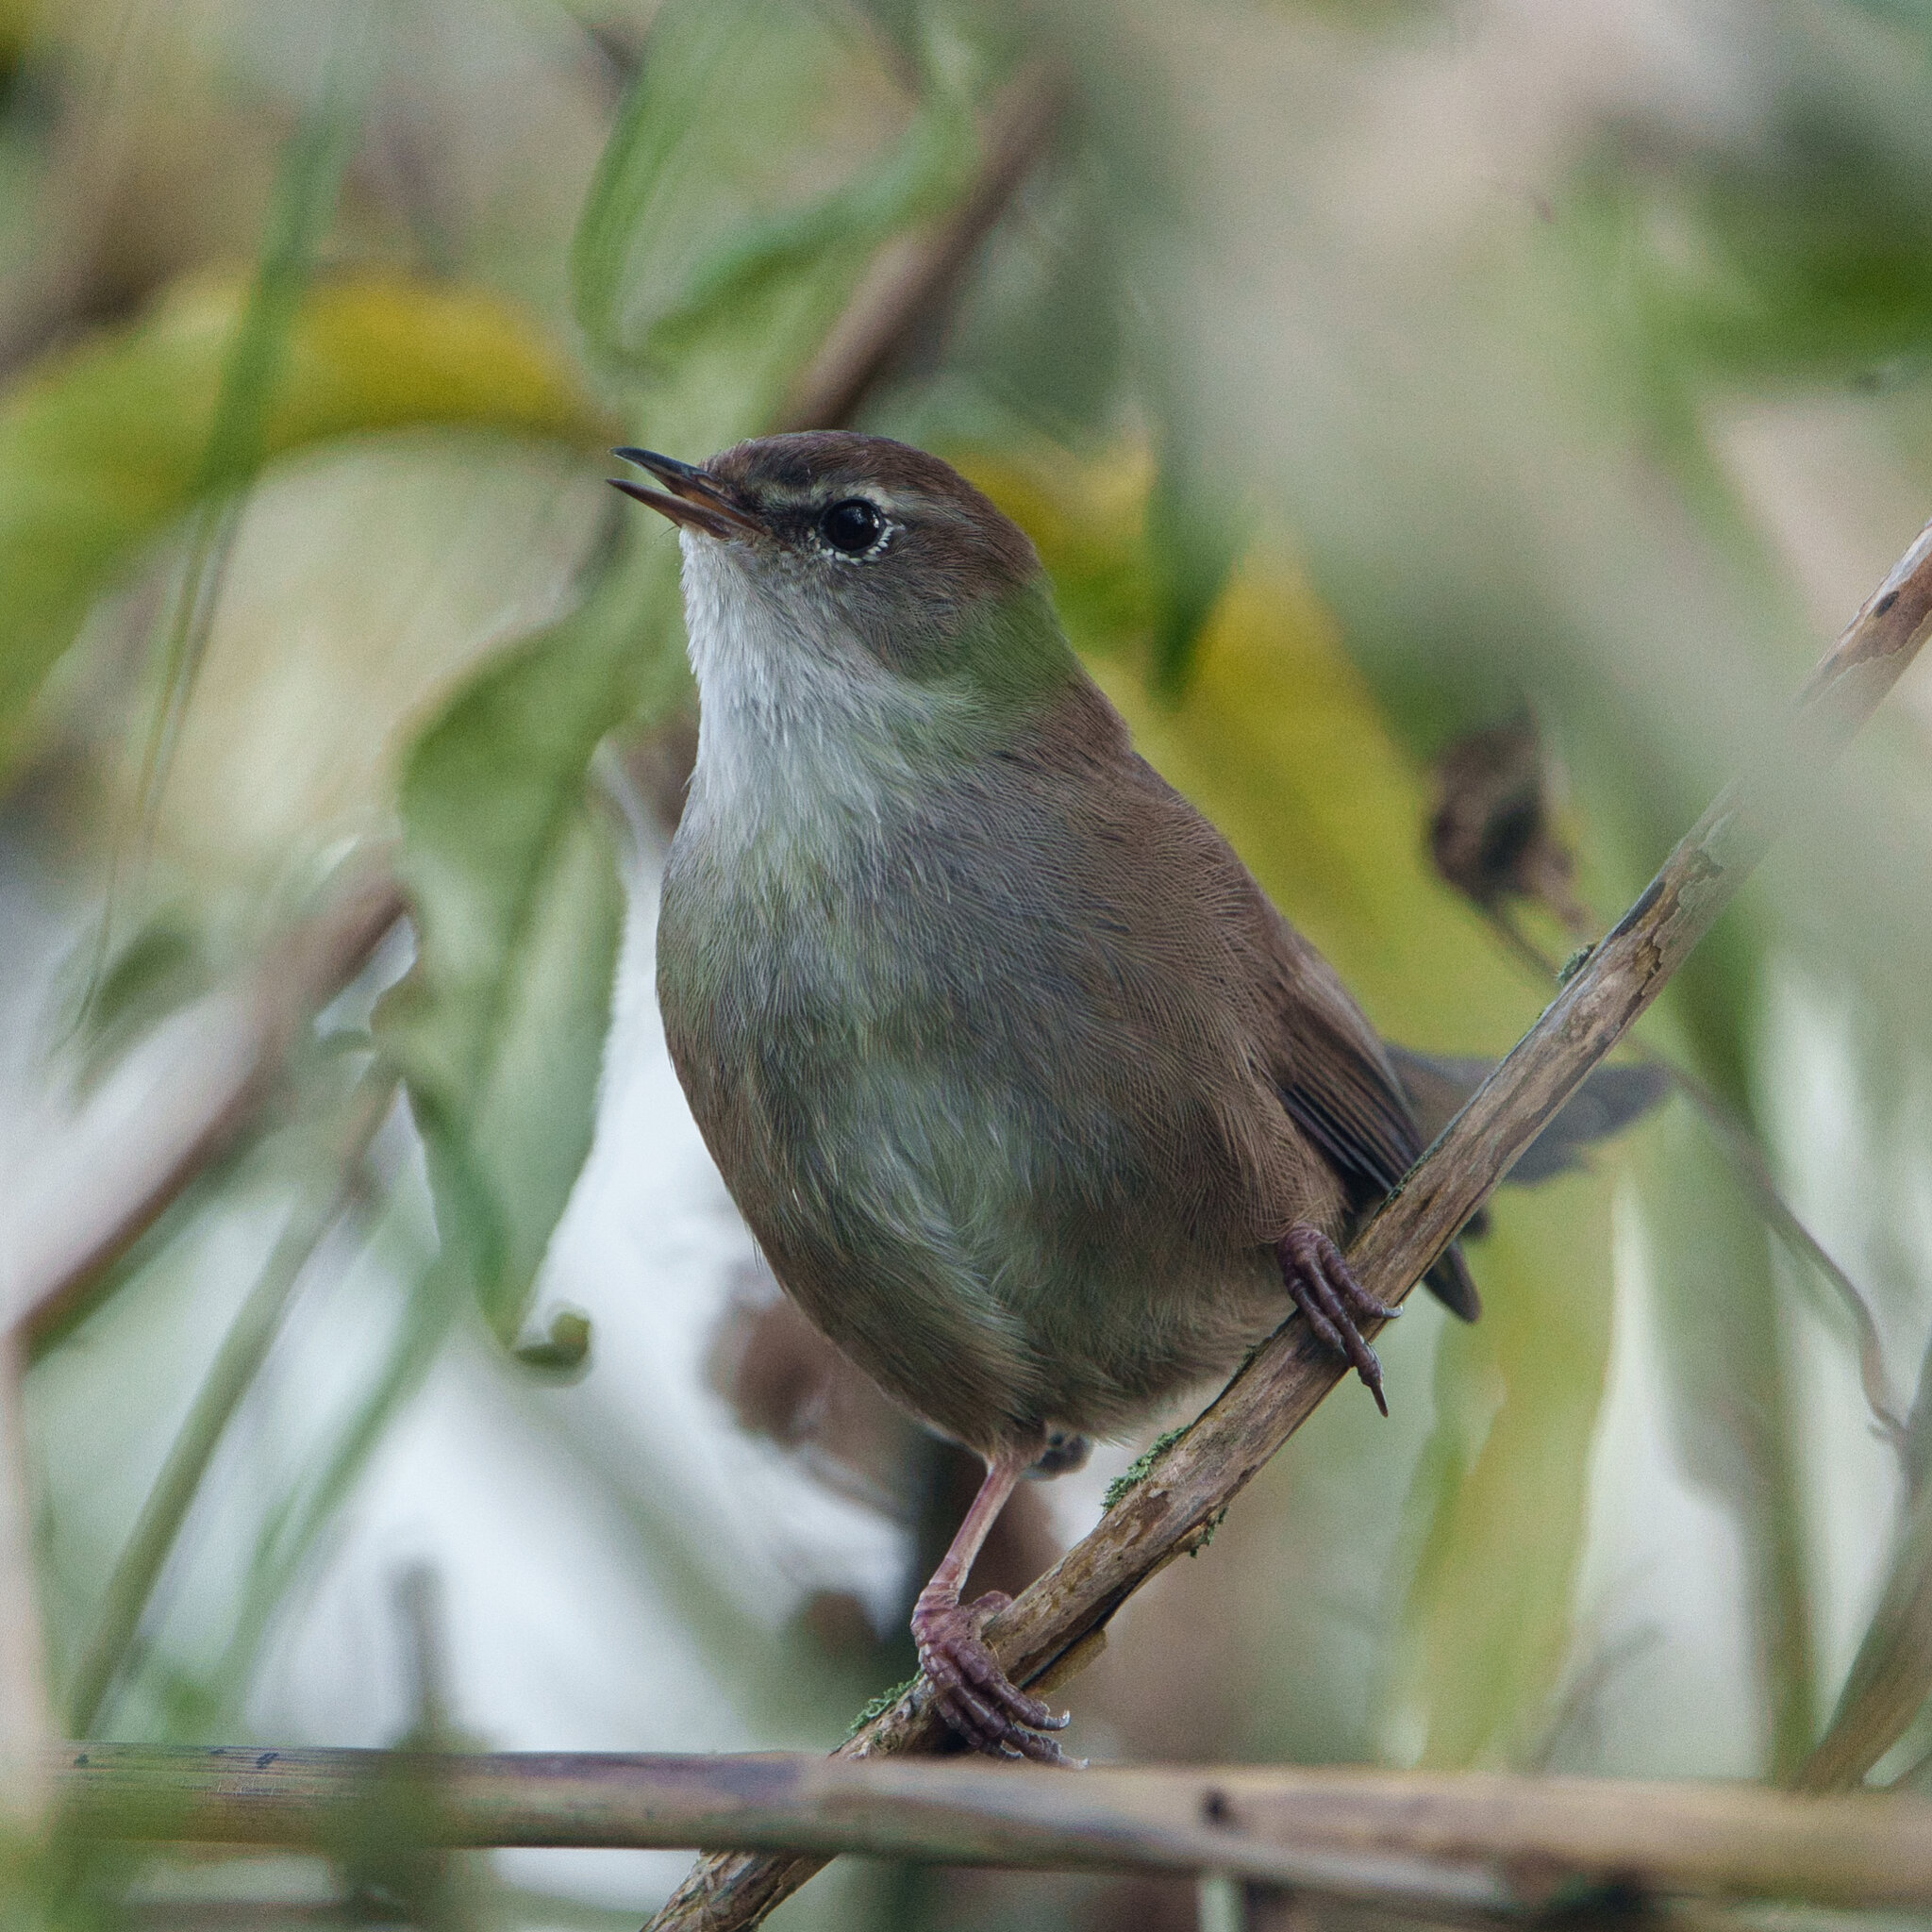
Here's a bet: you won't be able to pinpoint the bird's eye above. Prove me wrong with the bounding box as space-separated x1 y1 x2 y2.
821 497 886 556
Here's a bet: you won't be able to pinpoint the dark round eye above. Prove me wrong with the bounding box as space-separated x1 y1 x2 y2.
821 497 886 556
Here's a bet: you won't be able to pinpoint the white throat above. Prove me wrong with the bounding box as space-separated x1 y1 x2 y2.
675 532 923 856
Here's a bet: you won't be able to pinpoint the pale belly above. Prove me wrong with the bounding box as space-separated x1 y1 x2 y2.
656 825 1300 1455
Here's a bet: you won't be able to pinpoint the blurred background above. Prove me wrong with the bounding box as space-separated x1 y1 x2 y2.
3 0 1932 1925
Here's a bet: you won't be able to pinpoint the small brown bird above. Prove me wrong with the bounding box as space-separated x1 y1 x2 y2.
613 434 1656 1763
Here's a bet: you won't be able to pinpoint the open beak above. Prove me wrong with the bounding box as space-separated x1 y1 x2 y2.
608 448 760 541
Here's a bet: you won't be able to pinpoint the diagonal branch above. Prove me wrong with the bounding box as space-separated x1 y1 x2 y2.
648 519 1932 1930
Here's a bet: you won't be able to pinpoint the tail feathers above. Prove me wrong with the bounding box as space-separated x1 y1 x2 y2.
1386 1047 1668 1324
1510 1061 1668 1182
1387 1047 1666 1185
1424 1243 1483 1323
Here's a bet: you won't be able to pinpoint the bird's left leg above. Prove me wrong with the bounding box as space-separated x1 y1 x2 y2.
910 1449 1074 1763
1276 1222 1401 1416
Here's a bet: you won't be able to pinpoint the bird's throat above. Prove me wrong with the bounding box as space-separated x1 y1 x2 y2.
675 536 1079 855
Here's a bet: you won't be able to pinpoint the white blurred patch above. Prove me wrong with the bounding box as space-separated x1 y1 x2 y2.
1562 1177 1762 1775
1759 962 1920 1727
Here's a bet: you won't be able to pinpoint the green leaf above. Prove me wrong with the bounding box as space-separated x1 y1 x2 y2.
572 0 972 384
206 1252 466 1734
58 913 209 1088
1599 883 1819 1780
0 272 605 773
96 431 609 888
127 64 369 858
918 142 1128 441
372 0 991 1351
375 619 628 1341
1387 1174 1617 1766
1638 1071 1818 1777
1801 1431 1932 1789
1142 426 1247 702
1551 32 1932 401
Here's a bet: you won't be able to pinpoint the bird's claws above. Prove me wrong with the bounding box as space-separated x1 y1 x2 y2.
1277 1222 1399 1416
912 1591 1076 1764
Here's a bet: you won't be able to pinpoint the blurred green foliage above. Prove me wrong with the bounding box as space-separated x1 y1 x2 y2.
0 275 603 774
376 624 630 1345
2 0 1931 1927
573 0 973 378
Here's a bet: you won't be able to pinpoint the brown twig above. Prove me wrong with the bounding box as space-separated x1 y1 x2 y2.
647 520 1932 1928
774 67 1066 436
48 1744 1932 1910
5 858 406 1360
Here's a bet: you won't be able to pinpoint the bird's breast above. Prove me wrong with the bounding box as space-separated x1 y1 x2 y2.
656 760 1304 1444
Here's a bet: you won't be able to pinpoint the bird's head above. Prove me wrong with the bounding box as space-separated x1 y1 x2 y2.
612 432 1077 759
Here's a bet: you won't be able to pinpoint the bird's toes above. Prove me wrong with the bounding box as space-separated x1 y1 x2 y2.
913 1600 1074 1761
1278 1222 1394 1414
999 1718 1080 1766
937 1674 1022 1757
1335 1268 1401 1325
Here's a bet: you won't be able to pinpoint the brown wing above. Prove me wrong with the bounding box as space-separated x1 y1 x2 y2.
985 686 1484 1326
1254 909 1483 1321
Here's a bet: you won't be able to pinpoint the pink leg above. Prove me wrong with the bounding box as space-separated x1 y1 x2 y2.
910 1451 1074 1763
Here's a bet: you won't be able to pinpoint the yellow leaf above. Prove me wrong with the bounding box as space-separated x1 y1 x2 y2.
0 270 608 766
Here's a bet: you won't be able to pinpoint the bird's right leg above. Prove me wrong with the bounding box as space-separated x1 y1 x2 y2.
910 1449 1074 1763
1276 1222 1400 1417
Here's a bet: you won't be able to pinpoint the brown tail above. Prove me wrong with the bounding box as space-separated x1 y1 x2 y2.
1389 1048 1668 1323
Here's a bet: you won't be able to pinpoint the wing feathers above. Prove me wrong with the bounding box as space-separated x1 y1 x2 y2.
1265 951 1482 1320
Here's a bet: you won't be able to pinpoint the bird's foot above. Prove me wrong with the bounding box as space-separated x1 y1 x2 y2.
1276 1222 1400 1417
912 1589 1074 1764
